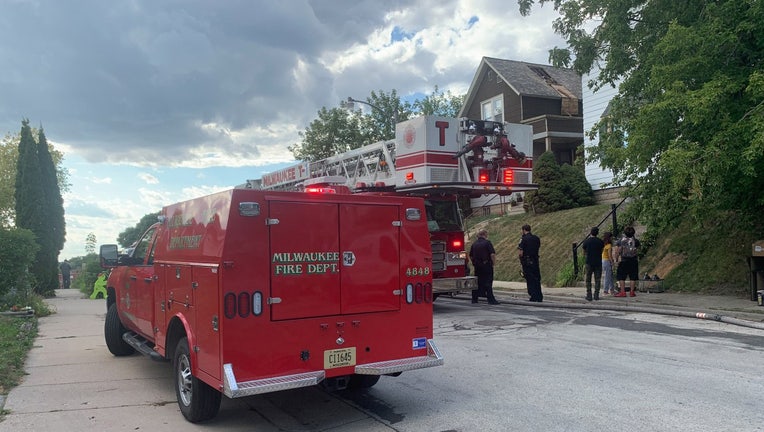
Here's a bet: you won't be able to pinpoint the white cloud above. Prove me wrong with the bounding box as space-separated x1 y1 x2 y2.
138 172 159 184
1 1 570 259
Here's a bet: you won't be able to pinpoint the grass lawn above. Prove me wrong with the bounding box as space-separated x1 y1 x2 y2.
0 315 37 396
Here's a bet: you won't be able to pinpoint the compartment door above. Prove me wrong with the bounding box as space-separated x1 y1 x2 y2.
340 204 401 314
269 201 341 320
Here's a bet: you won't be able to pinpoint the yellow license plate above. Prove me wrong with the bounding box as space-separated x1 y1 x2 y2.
324 347 356 369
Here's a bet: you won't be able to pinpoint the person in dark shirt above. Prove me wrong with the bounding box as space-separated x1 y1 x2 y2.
581 227 605 301
518 224 543 302
469 229 500 305
59 259 71 289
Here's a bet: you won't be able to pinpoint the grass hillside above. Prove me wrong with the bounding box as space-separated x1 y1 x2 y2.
466 205 756 298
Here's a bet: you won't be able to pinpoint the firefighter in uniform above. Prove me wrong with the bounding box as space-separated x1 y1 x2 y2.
518 224 543 302
469 229 500 305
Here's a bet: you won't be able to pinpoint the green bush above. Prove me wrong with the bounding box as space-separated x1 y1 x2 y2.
0 228 39 307
524 151 594 214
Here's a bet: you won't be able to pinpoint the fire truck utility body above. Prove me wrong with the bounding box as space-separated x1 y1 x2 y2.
251 115 536 298
101 188 442 422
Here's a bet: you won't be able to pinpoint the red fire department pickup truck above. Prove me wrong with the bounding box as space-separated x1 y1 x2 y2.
100 187 443 422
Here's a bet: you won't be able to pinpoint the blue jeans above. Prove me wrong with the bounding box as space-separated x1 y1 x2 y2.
602 260 615 293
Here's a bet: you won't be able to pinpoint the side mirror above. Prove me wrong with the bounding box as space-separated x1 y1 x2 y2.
100 244 119 267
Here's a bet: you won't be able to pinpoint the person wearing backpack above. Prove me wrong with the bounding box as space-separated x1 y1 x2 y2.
614 226 640 297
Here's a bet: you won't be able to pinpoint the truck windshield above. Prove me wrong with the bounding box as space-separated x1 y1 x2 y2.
424 200 462 232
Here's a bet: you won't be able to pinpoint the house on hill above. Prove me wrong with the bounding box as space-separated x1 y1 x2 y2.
582 72 620 202
458 57 584 165
458 57 585 214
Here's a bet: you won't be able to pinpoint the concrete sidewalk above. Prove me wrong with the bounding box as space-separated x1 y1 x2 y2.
490 280 764 324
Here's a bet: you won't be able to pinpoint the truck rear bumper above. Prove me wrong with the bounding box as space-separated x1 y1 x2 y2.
432 276 477 294
222 339 444 398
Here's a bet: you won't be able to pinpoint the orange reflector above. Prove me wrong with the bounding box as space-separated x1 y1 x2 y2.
305 187 337 194
406 172 414 181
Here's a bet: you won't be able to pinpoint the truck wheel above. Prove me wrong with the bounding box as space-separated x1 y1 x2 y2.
104 303 135 356
348 374 381 389
174 337 222 423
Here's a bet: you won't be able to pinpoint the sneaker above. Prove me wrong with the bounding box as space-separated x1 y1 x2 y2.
488 300 500 305
614 291 627 297
629 291 636 297
585 294 593 301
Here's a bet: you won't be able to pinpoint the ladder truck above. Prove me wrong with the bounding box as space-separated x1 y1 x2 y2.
246 115 538 299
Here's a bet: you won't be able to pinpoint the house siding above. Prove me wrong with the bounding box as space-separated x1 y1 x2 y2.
583 75 618 190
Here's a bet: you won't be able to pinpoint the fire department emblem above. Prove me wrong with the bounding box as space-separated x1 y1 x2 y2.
342 251 356 266
403 125 415 148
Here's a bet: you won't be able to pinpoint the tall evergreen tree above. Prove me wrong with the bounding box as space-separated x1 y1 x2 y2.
14 119 60 296
37 127 66 294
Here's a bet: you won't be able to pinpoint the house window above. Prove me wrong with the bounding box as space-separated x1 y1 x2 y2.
481 95 503 122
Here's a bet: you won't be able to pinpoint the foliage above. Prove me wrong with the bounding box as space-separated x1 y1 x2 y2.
412 85 465 118
85 232 96 254
15 121 52 296
364 89 414 142
71 254 102 297
0 130 70 228
0 227 38 304
291 87 465 162
117 212 161 248
524 152 594 214
467 203 758 294
519 0 764 236
288 107 372 162
0 315 38 395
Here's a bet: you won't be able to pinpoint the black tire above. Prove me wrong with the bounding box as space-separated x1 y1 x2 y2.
347 374 381 389
174 337 222 423
104 303 135 356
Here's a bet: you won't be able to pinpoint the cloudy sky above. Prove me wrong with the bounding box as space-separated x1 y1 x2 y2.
0 0 566 259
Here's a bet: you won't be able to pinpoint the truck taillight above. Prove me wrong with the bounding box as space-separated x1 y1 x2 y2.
478 169 490 183
224 292 236 319
414 283 424 304
452 240 462 248
502 168 514 184
424 283 432 303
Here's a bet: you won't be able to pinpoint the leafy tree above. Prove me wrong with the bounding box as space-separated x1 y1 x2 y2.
85 232 97 254
117 212 161 248
519 0 764 233
0 130 70 228
363 89 414 142
412 85 465 117
288 107 371 162
292 88 465 162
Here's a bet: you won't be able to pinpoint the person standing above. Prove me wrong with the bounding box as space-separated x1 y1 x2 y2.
518 224 543 302
469 229 500 305
59 259 72 289
614 226 641 297
581 227 605 301
601 232 617 295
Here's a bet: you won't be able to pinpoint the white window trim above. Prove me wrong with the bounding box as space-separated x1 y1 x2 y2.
480 95 504 122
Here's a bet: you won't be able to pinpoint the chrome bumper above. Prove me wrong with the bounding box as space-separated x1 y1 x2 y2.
222 339 444 398
432 276 477 294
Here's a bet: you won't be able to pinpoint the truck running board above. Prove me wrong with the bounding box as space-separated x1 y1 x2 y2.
223 367 325 398
122 332 166 362
222 339 444 398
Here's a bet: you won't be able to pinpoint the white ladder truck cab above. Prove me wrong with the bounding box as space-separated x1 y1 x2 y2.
248 115 538 299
